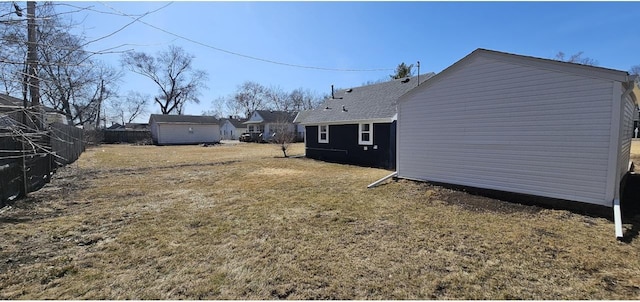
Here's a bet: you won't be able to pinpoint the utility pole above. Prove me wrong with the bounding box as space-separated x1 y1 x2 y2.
95 80 104 129
27 1 39 106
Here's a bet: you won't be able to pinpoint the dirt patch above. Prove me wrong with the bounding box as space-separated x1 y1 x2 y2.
396 179 544 215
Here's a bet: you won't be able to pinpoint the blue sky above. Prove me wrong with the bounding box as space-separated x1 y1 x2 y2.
58 1 640 121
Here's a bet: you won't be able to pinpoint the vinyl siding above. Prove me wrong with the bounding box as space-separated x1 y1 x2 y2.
220 121 245 140
619 93 635 179
157 124 220 145
305 123 395 169
398 55 617 206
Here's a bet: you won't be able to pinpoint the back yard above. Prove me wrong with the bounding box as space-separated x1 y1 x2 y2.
1 141 640 299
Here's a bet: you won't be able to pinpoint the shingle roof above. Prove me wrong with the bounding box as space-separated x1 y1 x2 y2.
0 93 65 113
124 123 149 129
294 73 434 124
246 110 298 124
107 123 124 130
149 114 219 124
220 118 248 128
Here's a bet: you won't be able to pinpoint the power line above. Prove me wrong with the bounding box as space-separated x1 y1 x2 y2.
98 2 394 73
78 2 173 51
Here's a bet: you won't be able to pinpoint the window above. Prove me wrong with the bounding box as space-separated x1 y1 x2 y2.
318 125 329 143
359 123 373 145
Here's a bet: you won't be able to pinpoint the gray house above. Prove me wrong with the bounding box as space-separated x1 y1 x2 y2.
149 114 220 145
396 48 638 238
295 74 434 169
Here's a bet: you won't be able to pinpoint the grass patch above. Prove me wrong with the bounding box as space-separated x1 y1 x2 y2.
1 142 640 299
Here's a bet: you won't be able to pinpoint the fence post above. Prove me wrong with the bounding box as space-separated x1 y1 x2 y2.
21 139 28 197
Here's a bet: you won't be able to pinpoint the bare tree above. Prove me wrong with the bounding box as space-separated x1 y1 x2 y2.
201 109 221 118
631 65 640 84
0 2 122 126
210 82 323 118
210 95 242 118
121 45 208 115
109 91 148 125
38 34 121 126
289 88 322 111
0 2 25 96
231 81 269 117
266 85 291 111
270 116 297 158
554 51 598 66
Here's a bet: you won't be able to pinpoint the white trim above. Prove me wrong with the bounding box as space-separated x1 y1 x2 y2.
318 124 329 143
358 122 373 145
614 198 623 238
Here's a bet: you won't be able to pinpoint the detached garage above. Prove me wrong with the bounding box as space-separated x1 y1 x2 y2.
396 48 638 237
149 114 220 145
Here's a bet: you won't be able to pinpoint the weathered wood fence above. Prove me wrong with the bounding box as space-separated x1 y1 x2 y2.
0 108 84 206
102 129 151 144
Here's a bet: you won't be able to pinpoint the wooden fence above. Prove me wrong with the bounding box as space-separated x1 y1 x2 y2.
0 108 85 206
102 129 152 144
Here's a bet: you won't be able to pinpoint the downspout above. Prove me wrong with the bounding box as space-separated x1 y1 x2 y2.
614 75 637 239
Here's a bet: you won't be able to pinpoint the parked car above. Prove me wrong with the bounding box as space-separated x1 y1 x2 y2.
239 133 252 142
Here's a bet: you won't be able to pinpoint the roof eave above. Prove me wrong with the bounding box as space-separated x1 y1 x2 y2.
298 117 395 126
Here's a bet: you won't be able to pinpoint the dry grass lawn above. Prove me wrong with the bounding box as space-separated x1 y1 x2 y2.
2 141 640 299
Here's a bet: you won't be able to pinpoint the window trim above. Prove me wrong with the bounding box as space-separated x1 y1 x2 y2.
358 123 373 145
318 124 329 143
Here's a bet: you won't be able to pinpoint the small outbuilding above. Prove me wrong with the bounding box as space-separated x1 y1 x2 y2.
149 114 220 145
396 48 638 237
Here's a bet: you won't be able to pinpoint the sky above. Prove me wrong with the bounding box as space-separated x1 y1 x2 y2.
55 1 640 122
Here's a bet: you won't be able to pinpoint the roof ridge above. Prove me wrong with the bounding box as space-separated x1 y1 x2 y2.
336 72 435 91
475 48 630 76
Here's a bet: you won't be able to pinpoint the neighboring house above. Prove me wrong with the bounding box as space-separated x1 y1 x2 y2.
219 117 247 140
294 74 434 169
0 93 68 125
106 123 125 130
243 110 301 142
149 114 220 145
125 123 150 130
395 48 638 238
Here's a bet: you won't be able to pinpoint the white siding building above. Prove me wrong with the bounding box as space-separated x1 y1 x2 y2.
396 49 638 237
243 110 301 142
149 114 220 145
219 118 247 140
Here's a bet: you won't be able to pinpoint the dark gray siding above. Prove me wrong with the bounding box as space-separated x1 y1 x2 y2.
305 122 395 169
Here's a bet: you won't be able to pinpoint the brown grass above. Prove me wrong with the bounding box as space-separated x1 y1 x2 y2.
1 141 640 299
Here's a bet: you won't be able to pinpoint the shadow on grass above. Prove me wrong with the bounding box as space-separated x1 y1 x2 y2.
400 177 640 242
621 223 640 243
100 160 240 175
0 216 34 224
620 173 640 243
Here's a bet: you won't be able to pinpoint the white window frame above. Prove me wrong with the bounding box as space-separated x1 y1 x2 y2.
358 123 373 145
318 124 329 143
